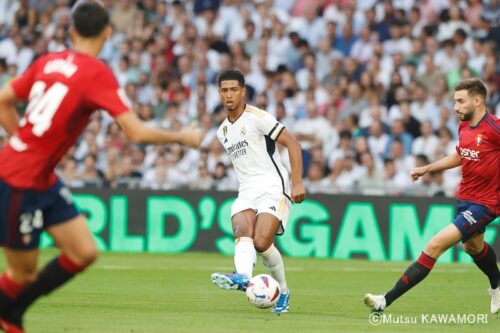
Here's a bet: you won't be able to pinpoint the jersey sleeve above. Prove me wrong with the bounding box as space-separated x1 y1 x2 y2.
10 58 39 99
254 111 285 141
85 66 130 117
489 117 500 150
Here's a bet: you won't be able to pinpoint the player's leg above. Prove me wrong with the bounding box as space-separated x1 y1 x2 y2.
385 224 462 302
211 208 256 290
7 215 98 326
254 193 292 313
232 209 257 280
254 214 287 295
0 248 38 332
458 201 499 313
463 232 500 290
0 181 38 332
254 194 291 294
365 224 462 311
464 232 500 314
6 180 97 326
254 215 290 313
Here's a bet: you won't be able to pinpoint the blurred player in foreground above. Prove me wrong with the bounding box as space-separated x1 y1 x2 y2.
0 2 202 332
211 69 305 313
365 78 500 314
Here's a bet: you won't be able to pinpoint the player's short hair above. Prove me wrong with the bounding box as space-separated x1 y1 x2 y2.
72 1 109 38
217 69 245 88
454 78 487 99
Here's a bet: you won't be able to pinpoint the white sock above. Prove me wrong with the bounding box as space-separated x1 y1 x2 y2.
260 245 288 293
234 237 256 279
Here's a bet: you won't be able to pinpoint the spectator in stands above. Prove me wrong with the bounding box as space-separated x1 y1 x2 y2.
412 120 439 161
359 156 383 193
0 0 497 197
385 119 413 158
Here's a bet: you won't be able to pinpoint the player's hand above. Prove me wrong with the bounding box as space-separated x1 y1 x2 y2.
409 166 427 183
178 124 205 149
291 183 306 203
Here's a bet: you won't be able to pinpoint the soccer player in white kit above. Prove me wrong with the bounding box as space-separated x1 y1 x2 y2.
211 69 305 313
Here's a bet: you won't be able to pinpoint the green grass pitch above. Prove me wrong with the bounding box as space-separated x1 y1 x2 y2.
2 250 498 333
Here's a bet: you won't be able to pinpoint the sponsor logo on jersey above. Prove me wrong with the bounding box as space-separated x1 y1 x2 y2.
226 140 248 154
269 206 276 211
475 134 482 146
459 147 480 161
226 140 248 160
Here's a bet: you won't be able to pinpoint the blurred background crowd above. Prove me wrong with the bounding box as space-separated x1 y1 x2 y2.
0 0 499 196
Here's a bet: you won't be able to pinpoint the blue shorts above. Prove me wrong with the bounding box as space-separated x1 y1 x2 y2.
0 178 79 250
453 200 498 242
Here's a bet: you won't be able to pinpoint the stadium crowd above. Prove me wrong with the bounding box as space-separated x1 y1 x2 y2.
0 0 499 196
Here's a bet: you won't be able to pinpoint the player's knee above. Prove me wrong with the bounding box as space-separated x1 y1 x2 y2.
10 268 38 286
81 246 99 265
463 241 483 255
253 238 272 253
424 238 446 258
18 273 37 285
233 227 253 239
72 245 99 267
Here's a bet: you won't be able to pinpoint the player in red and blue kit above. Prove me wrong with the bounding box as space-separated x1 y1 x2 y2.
0 3 202 333
365 78 500 314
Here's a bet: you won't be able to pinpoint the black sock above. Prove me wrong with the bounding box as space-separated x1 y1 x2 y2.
385 252 436 307
8 255 85 326
0 273 24 314
471 243 500 289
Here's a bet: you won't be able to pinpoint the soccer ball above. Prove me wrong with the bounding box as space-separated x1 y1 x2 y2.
246 274 281 309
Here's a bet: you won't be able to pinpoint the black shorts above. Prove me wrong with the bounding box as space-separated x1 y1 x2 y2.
453 200 497 242
0 178 79 249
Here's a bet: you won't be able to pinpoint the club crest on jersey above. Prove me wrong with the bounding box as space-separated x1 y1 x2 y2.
240 126 246 136
475 134 482 146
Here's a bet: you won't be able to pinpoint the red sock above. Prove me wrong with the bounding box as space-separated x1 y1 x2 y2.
58 255 86 274
417 252 437 270
0 273 25 299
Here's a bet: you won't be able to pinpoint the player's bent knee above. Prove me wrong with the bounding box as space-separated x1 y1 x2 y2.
80 246 99 266
253 238 272 253
9 269 38 286
22 272 38 285
233 226 253 239
68 245 99 267
463 242 483 255
424 238 445 258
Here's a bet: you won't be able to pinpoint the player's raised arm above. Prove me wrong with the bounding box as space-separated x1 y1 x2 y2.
114 112 203 148
0 84 20 136
409 151 461 182
276 128 306 203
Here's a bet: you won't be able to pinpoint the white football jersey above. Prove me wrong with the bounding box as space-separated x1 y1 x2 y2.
217 104 291 198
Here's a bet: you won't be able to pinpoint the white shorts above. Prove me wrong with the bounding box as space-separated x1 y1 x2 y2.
231 190 292 235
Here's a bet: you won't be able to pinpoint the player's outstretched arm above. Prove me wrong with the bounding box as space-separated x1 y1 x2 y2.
115 112 203 148
0 84 20 136
277 128 306 203
409 151 461 182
